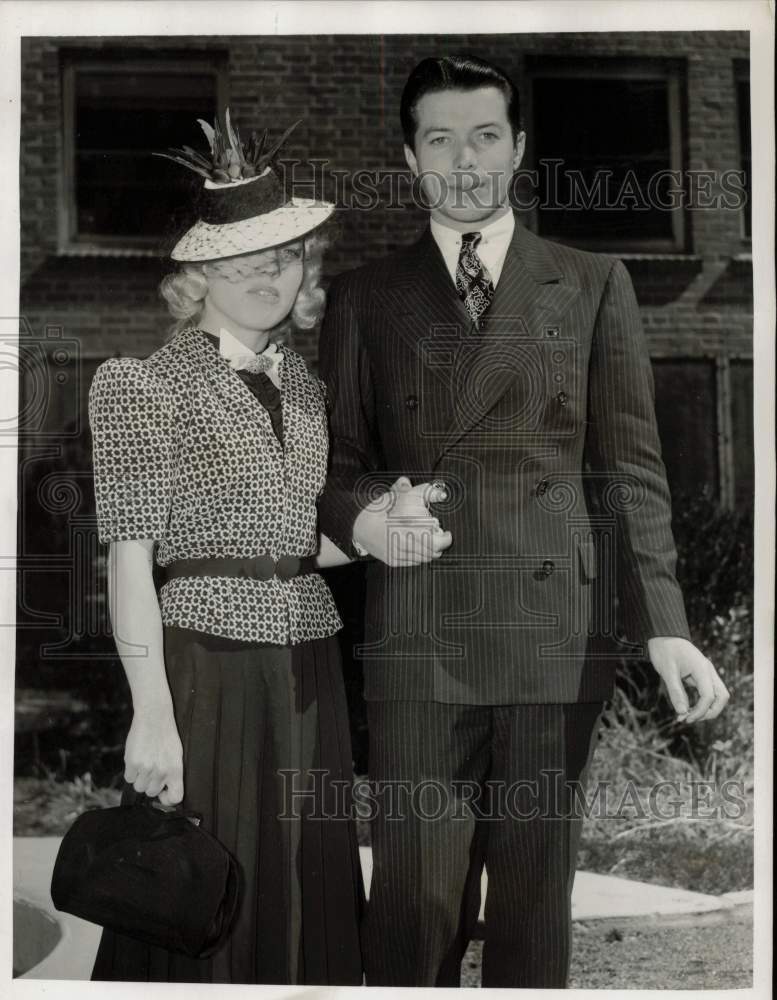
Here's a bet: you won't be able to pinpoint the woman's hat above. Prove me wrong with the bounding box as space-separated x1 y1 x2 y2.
156 111 334 262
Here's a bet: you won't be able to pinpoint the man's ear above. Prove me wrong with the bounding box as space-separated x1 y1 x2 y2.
512 131 527 171
404 144 418 176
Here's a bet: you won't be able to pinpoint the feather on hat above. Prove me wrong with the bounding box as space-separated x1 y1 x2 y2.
156 111 334 262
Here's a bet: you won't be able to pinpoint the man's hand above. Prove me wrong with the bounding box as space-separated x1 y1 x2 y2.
647 636 730 723
353 476 452 567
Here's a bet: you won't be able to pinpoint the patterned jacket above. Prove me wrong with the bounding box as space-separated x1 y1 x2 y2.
89 326 341 644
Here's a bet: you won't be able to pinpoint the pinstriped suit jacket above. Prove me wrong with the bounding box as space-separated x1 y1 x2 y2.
318 221 690 704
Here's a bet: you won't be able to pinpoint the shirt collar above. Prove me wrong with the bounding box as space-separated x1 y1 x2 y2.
430 209 515 253
430 210 516 287
216 326 268 361
215 327 283 388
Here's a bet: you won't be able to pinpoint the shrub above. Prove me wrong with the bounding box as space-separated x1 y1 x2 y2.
613 491 753 770
672 490 753 629
14 772 121 836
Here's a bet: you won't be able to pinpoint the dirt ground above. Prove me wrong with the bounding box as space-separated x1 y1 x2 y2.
460 902 753 989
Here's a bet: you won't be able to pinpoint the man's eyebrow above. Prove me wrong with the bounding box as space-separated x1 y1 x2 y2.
421 122 505 138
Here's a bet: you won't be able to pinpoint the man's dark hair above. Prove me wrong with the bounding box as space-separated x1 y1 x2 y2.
400 54 522 150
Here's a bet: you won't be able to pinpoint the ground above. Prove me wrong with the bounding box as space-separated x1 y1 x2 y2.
461 903 753 989
14 775 755 989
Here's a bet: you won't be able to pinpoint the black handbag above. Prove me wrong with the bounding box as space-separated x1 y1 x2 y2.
51 798 240 958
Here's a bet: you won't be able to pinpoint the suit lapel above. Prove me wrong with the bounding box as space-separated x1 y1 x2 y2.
379 228 474 339
366 232 470 468
435 223 582 460
371 223 582 468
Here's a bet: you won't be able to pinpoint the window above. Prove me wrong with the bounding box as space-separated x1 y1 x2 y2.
60 51 226 252
652 359 718 503
651 356 753 510
729 359 754 507
527 57 686 253
735 62 751 241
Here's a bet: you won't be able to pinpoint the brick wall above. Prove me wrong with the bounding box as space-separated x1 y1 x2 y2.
20 31 752 367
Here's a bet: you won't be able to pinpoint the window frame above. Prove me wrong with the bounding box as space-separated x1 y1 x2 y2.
734 59 751 245
58 50 227 255
649 349 753 510
525 56 688 255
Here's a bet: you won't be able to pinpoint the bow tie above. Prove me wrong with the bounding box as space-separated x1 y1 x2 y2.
228 352 275 375
217 327 283 388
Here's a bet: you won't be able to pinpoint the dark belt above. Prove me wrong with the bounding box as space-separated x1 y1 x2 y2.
165 554 317 582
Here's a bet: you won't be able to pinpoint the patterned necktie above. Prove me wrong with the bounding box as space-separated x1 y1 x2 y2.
455 231 494 326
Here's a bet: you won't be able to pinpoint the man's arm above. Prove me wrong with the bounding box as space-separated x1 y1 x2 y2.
585 259 728 722
586 258 689 641
318 274 451 565
318 274 383 556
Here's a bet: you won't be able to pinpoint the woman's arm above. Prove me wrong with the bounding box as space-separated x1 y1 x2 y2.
108 539 184 805
315 533 353 568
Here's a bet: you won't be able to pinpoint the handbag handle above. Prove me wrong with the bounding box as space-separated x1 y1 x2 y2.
149 798 202 826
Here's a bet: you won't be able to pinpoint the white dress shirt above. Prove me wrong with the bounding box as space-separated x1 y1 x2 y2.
430 210 516 288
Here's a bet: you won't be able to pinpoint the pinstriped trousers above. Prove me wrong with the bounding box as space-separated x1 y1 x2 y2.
363 701 603 988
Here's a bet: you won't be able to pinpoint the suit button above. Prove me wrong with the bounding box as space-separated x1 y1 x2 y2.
556 390 568 406
535 479 549 497
541 559 555 576
405 395 419 410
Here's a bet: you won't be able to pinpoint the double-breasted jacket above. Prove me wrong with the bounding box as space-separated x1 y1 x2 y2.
317 222 690 704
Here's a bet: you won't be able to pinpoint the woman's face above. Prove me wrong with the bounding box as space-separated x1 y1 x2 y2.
202 243 304 332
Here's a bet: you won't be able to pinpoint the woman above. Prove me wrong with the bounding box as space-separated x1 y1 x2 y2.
87 114 363 984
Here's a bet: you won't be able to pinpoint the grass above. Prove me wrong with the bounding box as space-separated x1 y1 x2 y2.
577 672 754 895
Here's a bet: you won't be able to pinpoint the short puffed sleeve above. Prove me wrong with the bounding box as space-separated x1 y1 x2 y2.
89 358 176 543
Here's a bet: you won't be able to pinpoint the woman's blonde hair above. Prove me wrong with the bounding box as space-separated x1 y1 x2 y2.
159 226 332 341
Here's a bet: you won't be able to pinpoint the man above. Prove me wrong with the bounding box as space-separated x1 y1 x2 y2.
318 54 729 988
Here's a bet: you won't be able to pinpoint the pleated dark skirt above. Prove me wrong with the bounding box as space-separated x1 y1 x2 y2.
91 627 364 984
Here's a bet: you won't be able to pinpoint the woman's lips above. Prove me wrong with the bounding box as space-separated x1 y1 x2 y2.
248 285 280 301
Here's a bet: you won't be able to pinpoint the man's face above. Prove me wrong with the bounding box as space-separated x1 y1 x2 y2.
404 86 525 230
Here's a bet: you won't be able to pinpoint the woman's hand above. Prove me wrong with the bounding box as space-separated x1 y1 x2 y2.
124 703 184 805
